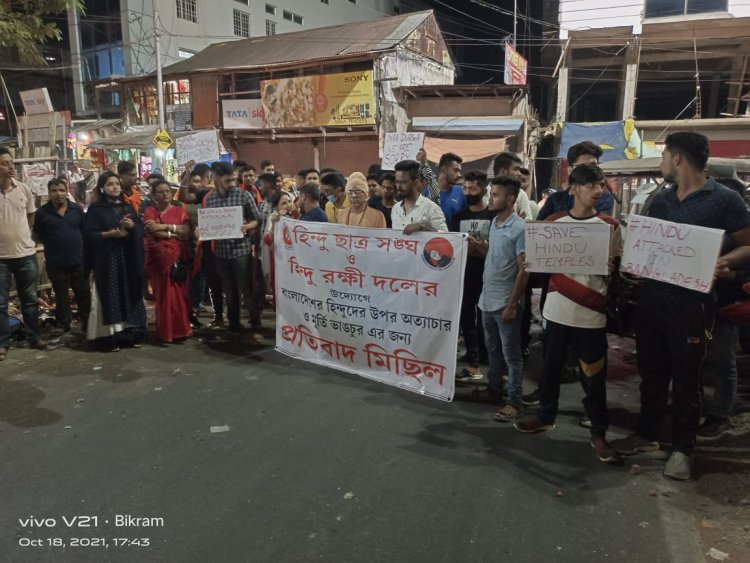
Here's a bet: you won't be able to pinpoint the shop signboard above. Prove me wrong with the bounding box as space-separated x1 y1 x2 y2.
504 43 528 86
222 99 265 129
260 71 375 129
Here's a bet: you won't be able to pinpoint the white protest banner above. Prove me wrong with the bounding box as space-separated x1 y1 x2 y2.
622 215 723 293
21 162 55 196
175 130 220 163
381 132 425 170
197 206 243 241
525 221 612 276
274 218 467 401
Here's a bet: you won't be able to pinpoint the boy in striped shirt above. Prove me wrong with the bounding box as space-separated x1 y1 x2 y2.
514 165 622 463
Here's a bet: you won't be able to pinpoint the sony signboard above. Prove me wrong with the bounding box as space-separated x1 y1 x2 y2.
222 99 265 129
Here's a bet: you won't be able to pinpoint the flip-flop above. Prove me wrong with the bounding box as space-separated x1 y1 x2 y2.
493 405 521 423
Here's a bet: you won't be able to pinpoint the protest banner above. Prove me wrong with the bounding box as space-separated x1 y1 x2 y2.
381 132 425 170
175 130 220 163
621 215 723 294
197 206 243 241
21 162 55 196
274 218 467 401
524 221 612 276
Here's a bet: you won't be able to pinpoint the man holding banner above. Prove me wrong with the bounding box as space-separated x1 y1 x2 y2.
515 165 622 463
612 132 750 480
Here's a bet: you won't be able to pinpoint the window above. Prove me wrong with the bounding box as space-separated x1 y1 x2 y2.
644 0 728 18
176 0 197 23
178 48 196 59
265 3 276 15
321 0 329 4
348 0 356 3
234 0 249 4
233 9 251 37
282 9 303 25
266 19 276 35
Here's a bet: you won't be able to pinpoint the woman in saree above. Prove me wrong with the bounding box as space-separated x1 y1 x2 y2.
84 171 147 351
143 180 192 344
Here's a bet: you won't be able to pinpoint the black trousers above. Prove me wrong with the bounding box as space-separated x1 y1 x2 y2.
201 244 224 320
521 282 533 349
47 266 91 331
215 254 252 329
635 291 710 455
538 319 609 438
459 277 487 367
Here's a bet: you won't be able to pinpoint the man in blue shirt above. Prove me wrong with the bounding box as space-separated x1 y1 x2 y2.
34 178 91 332
422 152 465 224
538 141 615 220
298 183 328 222
468 176 528 422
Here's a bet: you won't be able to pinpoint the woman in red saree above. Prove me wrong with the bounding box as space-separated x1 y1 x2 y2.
143 180 192 344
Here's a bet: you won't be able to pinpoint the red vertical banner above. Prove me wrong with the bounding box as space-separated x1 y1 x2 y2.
504 42 528 85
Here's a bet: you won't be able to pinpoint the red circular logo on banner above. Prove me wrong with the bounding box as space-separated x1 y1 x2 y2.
422 237 454 270
282 225 293 248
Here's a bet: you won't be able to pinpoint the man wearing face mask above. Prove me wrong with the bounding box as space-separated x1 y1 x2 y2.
320 172 350 223
450 171 493 381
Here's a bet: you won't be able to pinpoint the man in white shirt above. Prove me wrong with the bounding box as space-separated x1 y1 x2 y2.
391 160 448 234
493 152 532 220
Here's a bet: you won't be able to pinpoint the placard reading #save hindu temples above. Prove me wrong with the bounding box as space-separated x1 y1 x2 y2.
274 218 467 401
622 216 724 293
524 221 612 276
197 206 243 241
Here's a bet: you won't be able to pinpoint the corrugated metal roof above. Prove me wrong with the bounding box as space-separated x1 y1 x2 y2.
160 11 434 77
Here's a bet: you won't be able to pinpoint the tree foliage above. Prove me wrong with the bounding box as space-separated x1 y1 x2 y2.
0 1 86 65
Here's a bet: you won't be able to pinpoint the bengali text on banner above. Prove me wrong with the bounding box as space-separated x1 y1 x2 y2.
274 218 467 401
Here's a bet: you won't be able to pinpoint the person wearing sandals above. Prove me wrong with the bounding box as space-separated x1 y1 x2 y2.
83 171 148 351
471 176 528 422
514 165 622 464
450 171 493 382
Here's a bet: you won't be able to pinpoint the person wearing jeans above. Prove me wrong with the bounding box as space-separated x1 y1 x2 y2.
471 176 527 422
203 162 260 332
0 147 49 360
482 305 524 413
215 255 253 331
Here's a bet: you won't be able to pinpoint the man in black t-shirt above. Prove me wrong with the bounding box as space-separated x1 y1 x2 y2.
450 171 494 381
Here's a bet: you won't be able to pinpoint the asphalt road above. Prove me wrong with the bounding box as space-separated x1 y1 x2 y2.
1 328 705 563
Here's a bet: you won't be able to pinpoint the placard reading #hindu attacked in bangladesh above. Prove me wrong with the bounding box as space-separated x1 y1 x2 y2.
274 218 467 401
622 216 723 294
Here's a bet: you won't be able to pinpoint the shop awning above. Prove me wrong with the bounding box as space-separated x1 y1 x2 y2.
412 116 524 134
423 137 506 164
86 128 207 150
71 119 123 134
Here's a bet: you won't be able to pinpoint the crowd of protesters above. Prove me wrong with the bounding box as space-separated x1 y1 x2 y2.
1 130 749 481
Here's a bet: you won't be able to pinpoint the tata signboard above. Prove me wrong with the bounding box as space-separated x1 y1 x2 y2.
222 99 265 129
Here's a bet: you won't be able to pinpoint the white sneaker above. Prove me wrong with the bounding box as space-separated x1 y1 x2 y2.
663 451 692 481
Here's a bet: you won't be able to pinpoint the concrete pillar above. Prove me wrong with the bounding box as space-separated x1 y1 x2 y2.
620 39 640 121
556 66 570 122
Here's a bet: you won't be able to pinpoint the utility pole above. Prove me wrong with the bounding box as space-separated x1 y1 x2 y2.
154 10 166 131
154 9 166 173
67 5 87 116
513 0 518 46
